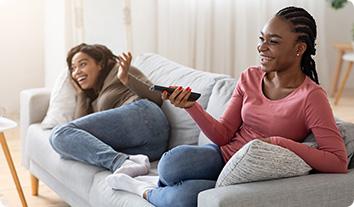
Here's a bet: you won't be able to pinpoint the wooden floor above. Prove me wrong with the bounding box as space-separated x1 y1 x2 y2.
0 91 353 207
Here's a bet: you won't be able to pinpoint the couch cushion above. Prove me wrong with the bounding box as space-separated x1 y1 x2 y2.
134 54 229 148
26 124 161 207
26 124 104 200
216 139 312 187
89 171 154 207
41 70 76 129
198 79 237 146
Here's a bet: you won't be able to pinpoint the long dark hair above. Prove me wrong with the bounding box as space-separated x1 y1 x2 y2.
276 6 319 84
66 43 118 98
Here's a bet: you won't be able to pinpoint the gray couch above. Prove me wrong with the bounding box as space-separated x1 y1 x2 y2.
20 54 354 207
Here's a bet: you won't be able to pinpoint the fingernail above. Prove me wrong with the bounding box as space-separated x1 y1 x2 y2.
186 87 190 91
178 86 182 90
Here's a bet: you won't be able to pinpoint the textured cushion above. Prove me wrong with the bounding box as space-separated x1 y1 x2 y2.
216 139 312 187
133 54 228 148
41 70 76 129
198 79 236 146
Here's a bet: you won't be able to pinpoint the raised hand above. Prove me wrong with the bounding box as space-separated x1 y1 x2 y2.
117 52 132 85
162 86 196 108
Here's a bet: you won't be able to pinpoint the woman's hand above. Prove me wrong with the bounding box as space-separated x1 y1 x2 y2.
70 78 83 93
162 86 196 108
259 137 273 144
117 52 132 85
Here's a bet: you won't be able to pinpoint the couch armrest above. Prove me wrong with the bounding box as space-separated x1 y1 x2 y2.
20 88 50 140
198 171 354 207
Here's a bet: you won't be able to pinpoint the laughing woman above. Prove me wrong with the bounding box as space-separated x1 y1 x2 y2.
49 43 170 177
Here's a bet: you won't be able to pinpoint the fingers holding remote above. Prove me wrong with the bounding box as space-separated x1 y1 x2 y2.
165 86 195 108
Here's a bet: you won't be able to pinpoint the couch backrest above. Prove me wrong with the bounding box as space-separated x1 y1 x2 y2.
133 53 229 148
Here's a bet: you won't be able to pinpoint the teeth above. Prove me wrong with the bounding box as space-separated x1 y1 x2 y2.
261 57 272 62
77 76 86 82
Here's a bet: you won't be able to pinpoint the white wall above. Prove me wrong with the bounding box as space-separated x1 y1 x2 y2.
325 4 354 89
83 0 127 54
1 1 353 117
0 0 45 117
81 1 354 91
82 0 157 55
43 0 69 88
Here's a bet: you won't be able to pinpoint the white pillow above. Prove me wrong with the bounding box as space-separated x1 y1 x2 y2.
216 139 312 187
133 53 229 148
41 70 76 129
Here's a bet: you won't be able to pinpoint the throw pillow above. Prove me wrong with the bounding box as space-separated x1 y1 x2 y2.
133 53 229 148
41 70 76 129
216 139 312 187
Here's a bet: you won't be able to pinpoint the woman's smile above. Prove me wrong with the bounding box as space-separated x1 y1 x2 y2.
76 75 88 86
260 55 274 65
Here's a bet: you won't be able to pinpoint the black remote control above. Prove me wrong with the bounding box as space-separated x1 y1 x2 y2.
150 85 201 101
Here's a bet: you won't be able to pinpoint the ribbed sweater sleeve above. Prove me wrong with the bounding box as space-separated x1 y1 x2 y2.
186 80 244 146
270 89 348 173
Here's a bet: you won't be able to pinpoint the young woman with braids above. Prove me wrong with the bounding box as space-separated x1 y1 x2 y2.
49 43 170 177
106 6 348 207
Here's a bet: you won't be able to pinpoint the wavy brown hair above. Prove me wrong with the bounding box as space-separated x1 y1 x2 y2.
66 43 118 98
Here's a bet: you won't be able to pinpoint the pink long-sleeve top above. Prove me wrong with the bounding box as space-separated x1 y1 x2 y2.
186 67 348 173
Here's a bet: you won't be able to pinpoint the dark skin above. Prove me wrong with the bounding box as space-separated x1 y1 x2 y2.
258 16 307 101
161 16 308 147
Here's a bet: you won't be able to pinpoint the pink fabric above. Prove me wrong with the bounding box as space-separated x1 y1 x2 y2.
186 66 348 173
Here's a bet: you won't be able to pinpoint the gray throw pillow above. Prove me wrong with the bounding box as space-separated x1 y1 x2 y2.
216 139 312 187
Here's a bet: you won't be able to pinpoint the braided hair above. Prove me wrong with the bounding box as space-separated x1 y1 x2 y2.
276 6 319 84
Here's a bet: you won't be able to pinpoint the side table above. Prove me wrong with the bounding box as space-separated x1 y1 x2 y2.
334 52 354 105
330 43 353 97
0 117 28 207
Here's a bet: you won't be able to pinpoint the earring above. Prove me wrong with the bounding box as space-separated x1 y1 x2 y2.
296 53 300 57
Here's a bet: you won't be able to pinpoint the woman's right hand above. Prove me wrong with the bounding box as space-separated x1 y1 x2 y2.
162 86 196 108
70 78 83 93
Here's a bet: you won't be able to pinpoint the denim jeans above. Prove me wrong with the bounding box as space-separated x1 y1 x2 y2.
49 99 170 172
147 144 225 207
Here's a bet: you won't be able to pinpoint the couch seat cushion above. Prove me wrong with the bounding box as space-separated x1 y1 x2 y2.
26 124 105 200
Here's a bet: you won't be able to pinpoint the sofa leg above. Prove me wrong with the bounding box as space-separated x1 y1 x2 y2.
30 174 39 196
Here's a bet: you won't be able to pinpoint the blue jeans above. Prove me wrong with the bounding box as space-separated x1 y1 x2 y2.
49 99 170 172
147 144 225 207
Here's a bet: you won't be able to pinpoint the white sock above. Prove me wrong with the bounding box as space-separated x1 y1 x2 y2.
135 175 159 186
129 154 150 169
106 174 155 197
114 160 148 177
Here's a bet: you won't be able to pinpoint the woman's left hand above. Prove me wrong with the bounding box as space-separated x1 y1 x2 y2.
259 137 272 144
117 52 132 85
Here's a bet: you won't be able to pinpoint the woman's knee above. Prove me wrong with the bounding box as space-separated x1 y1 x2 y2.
157 145 223 185
49 123 74 152
157 145 195 184
148 179 215 207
